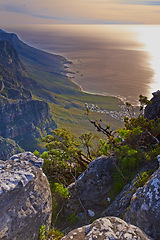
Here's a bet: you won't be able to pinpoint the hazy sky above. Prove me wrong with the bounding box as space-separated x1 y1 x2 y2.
1 0 160 25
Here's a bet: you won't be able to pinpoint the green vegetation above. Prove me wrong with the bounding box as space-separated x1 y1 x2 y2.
36 95 160 235
84 96 160 198
54 183 69 199
39 225 64 240
41 128 100 185
134 171 150 189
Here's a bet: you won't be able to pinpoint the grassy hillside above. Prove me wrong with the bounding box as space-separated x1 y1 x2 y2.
0 31 124 135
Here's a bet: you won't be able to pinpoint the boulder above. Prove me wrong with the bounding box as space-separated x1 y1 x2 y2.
67 156 113 215
62 217 150 240
125 167 160 240
102 161 157 219
144 91 160 120
0 152 52 240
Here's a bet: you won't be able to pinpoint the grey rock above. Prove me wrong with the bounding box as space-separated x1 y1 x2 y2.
125 167 160 240
0 99 52 139
10 152 43 168
62 217 150 240
144 92 160 120
88 209 95 218
102 178 135 219
0 152 52 240
67 156 113 214
102 161 157 219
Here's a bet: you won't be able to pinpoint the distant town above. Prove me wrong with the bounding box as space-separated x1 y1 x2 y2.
85 103 136 122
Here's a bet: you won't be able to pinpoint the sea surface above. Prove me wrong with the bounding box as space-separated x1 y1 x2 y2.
6 24 160 105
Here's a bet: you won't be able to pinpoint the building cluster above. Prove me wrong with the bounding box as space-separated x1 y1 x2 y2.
85 103 135 122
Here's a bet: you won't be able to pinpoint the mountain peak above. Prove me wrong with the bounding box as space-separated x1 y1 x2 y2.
0 29 6 33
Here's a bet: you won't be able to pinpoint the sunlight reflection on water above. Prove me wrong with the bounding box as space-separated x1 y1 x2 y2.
6 24 160 104
133 25 160 97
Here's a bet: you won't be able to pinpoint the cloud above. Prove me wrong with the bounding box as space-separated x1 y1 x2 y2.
118 0 160 5
92 0 160 5
0 3 69 21
1 4 28 14
0 0 160 25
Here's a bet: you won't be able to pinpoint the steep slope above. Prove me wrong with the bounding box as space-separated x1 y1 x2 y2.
0 40 57 151
0 40 54 101
0 30 77 96
0 29 123 135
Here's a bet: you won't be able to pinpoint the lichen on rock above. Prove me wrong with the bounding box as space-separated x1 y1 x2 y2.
125 167 160 240
0 152 52 240
62 217 150 240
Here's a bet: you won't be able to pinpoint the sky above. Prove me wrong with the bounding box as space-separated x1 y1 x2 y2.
0 0 160 26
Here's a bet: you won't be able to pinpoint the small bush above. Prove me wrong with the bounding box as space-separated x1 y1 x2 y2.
134 171 149 189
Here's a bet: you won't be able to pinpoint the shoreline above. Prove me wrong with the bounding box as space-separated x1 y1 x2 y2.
64 61 139 106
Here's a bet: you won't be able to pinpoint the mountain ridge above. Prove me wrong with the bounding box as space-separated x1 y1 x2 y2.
0 29 123 136
0 39 57 153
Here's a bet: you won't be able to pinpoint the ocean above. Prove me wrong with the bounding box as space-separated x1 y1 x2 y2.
6 24 160 105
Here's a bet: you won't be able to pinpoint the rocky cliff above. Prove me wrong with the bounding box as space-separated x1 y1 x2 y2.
0 40 57 151
145 90 160 120
0 98 51 139
0 40 38 100
0 152 52 240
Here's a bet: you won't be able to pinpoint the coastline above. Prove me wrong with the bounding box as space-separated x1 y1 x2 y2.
64 61 133 106
4 25 157 106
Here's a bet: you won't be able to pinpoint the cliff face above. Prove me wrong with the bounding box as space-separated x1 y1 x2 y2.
0 99 52 139
0 40 57 151
0 40 42 100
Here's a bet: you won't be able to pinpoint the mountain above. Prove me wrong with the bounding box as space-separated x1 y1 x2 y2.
0 40 57 152
0 40 32 100
0 29 123 135
0 29 6 33
0 30 77 96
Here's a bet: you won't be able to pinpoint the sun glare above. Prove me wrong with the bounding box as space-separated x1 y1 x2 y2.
133 25 160 96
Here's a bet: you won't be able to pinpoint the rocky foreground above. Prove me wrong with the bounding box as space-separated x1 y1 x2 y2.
0 151 160 239
0 152 52 240
62 217 150 240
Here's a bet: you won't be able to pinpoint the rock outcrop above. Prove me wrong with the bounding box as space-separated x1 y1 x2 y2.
0 40 57 150
0 40 34 100
102 161 157 219
0 98 53 139
0 152 52 240
65 156 113 219
62 217 150 240
0 136 23 160
145 90 160 120
125 166 160 240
